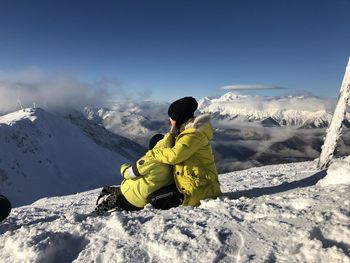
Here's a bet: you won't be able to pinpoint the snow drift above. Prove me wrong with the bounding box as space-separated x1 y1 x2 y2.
0 160 349 262
318 156 350 187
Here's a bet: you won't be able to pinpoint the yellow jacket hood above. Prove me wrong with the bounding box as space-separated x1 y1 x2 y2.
180 114 213 141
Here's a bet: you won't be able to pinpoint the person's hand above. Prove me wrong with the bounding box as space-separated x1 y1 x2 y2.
169 118 176 128
169 118 178 136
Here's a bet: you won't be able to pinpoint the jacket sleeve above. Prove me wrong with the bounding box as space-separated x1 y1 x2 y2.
120 162 143 180
120 163 131 179
121 154 150 180
153 132 175 149
151 133 203 165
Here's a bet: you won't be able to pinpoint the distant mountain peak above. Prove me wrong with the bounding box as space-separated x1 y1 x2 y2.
198 93 334 128
0 107 38 125
217 92 249 101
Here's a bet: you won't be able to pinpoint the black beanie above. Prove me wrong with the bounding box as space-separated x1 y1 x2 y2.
168 97 198 129
149 134 164 150
0 194 11 222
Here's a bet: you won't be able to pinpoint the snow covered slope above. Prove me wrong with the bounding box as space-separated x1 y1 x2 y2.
1 160 349 262
64 110 146 162
0 108 142 207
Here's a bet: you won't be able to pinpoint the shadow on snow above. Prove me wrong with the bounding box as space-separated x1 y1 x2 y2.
224 170 327 199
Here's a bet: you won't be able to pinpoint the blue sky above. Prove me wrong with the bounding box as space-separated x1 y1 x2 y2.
0 0 349 102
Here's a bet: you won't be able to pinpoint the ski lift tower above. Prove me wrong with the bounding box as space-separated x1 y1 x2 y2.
318 58 350 169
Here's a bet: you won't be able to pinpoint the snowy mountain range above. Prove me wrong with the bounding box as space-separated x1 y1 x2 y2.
84 93 336 140
198 92 335 128
1 159 349 262
83 93 350 172
0 108 144 207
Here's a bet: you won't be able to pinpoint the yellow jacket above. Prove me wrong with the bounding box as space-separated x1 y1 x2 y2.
120 135 175 208
151 114 222 206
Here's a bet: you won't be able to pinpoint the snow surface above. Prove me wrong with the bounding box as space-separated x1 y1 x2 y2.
318 156 350 187
1 160 349 263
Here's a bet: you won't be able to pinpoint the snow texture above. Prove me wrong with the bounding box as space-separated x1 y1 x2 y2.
1 160 349 263
318 156 350 187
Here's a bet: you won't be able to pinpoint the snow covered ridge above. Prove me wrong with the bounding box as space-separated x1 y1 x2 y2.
318 156 350 187
198 92 335 128
1 160 349 262
0 108 144 207
64 110 146 161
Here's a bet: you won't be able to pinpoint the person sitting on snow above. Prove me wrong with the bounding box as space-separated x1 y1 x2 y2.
94 133 177 215
147 96 222 208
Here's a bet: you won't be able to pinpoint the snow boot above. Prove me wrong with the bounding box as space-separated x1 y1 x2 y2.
95 186 119 206
93 186 122 216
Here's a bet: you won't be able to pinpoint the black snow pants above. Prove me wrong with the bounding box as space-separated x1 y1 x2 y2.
147 184 184 210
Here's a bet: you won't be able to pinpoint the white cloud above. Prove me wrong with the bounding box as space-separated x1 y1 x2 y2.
0 69 125 114
221 84 287 90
